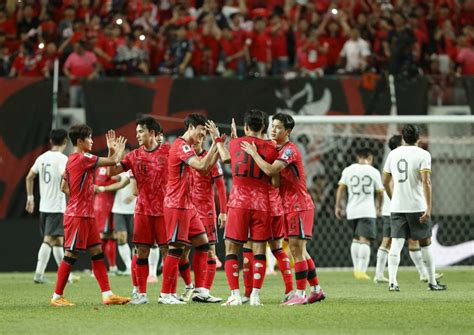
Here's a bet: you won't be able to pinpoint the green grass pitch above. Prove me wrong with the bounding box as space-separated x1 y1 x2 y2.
1 269 473 334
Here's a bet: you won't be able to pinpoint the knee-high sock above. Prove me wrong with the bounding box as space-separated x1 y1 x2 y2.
91 253 111 293
252 254 266 291
148 247 160 277
409 248 428 279
224 254 240 291
179 258 193 286
421 245 437 285
54 256 76 296
294 260 308 292
306 257 319 287
272 248 293 294
136 258 149 294
375 247 389 279
351 240 360 272
117 243 132 271
52 246 64 267
161 249 182 294
35 243 52 276
131 254 138 287
204 256 217 290
193 248 209 289
104 239 117 268
242 248 253 297
358 243 371 273
388 238 405 285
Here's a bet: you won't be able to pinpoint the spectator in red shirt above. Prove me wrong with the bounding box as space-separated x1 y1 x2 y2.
268 14 289 75
9 41 43 77
300 26 329 77
94 25 118 75
63 40 99 107
40 42 60 78
248 16 271 77
0 9 17 39
456 35 474 75
220 25 247 76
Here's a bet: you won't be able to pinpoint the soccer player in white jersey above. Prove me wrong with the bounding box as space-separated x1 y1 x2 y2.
25 129 77 284
335 147 384 280
383 125 446 291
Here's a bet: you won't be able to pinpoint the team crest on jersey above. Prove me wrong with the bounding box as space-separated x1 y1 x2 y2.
281 148 292 160
84 153 93 158
183 145 191 153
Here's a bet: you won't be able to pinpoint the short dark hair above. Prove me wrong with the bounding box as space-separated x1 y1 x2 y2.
50 129 68 146
402 124 420 145
388 135 402 150
244 109 267 132
272 113 295 130
69 124 92 146
355 147 373 158
184 114 207 128
136 116 162 135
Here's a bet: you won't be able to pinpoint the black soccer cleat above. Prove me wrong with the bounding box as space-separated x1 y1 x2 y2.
428 283 447 291
389 284 400 292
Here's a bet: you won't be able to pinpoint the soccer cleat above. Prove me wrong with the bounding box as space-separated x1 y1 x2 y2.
388 284 400 292
192 292 223 303
357 272 371 280
158 294 187 305
373 276 389 284
281 291 295 303
428 283 447 291
50 297 75 307
282 294 307 306
33 274 48 284
102 294 131 305
130 293 149 305
420 272 444 283
180 285 194 302
116 269 132 276
221 295 242 306
68 274 81 284
250 295 263 306
241 296 250 304
146 275 158 284
306 289 326 304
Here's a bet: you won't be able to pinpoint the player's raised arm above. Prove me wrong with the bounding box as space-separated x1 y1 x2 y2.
97 136 127 167
240 141 285 176
25 169 38 213
207 120 231 164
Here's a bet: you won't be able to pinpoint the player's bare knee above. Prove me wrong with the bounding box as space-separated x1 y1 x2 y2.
252 242 266 255
181 246 191 260
269 239 282 251
407 238 420 249
160 246 168 259
419 238 431 247
136 245 151 258
225 240 240 255
64 250 79 259
208 245 216 258
190 234 209 248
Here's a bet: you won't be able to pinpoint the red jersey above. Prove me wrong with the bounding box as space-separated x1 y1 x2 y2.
249 31 271 62
121 144 169 216
228 137 277 211
164 138 196 209
64 152 99 218
277 142 314 213
191 150 224 218
93 166 115 215
269 187 283 217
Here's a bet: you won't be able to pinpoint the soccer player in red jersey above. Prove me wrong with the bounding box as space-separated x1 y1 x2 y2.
241 113 326 305
108 116 169 305
94 166 119 274
159 114 228 305
178 135 227 303
221 109 279 306
50 125 130 306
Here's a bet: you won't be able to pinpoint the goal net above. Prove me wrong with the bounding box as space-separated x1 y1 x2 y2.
289 115 474 268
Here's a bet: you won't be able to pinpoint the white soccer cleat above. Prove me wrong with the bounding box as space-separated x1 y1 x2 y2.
373 276 389 284
192 292 223 303
180 285 194 302
33 274 48 284
241 296 250 304
130 293 149 305
249 295 263 306
221 295 242 306
281 291 295 303
158 294 187 305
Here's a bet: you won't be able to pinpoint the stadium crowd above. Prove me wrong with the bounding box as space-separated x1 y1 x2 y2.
0 0 473 79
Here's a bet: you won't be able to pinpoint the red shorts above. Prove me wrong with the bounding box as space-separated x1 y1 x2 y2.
133 214 167 247
201 217 218 244
164 208 206 245
95 211 114 233
64 216 102 251
284 209 314 240
225 208 271 243
271 215 285 240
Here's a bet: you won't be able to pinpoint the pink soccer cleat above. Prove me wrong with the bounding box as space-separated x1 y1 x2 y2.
282 294 307 306
306 289 326 304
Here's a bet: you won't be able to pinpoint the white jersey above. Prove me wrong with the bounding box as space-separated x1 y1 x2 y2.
112 171 136 215
383 145 431 213
338 163 384 220
382 191 391 216
30 150 68 213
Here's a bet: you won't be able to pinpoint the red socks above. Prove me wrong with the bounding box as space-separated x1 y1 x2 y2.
161 249 182 294
306 257 319 286
135 258 149 294
54 256 75 295
242 248 253 296
273 248 294 294
252 254 266 290
92 254 111 292
193 250 208 288
179 259 193 286
294 260 308 291
224 254 239 291
204 256 217 290
104 239 117 267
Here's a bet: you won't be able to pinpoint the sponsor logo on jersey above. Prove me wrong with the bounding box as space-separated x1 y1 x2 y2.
84 153 94 159
281 148 292 160
183 145 191 153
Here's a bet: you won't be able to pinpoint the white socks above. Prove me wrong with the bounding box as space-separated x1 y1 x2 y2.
266 247 276 272
388 238 405 285
118 243 132 271
35 243 52 276
53 246 64 266
350 240 360 272
375 247 389 279
148 247 160 277
358 243 371 274
409 249 428 279
421 245 437 285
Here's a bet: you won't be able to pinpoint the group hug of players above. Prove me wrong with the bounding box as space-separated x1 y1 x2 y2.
26 109 445 307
